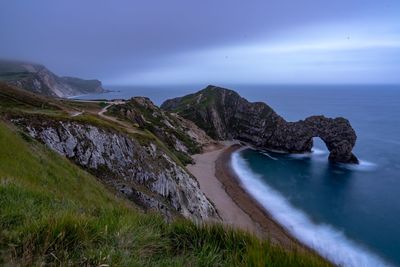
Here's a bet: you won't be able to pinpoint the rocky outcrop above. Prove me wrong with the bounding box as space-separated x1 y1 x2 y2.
59 76 104 95
12 116 219 222
266 116 358 163
161 85 359 164
0 60 105 98
107 97 214 164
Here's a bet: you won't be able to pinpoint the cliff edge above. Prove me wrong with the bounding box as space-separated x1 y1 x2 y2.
0 60 105 97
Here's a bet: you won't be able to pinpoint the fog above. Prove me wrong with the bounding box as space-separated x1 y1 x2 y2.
1 0 399 84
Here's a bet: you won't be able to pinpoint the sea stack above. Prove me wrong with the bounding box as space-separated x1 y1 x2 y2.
161 85 359 164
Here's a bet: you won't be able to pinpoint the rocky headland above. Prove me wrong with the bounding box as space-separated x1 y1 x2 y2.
161 85 359 164
0 60 106 97
0 81 337 265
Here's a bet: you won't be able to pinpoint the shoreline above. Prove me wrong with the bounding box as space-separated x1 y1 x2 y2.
188 143 327 260
215 145 307 248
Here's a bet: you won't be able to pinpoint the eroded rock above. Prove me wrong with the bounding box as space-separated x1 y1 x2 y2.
162 85 359 164
14 117 219 221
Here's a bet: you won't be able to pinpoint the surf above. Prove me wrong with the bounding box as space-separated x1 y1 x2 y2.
231 150 392 267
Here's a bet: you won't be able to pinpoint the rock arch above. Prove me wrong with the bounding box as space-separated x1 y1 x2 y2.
266 116 359 164
161 85 359 164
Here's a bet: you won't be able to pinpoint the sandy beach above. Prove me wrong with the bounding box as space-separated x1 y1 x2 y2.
187 142 310 250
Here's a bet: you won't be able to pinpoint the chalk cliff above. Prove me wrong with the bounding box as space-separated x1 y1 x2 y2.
0 60 105 97
11 115 218 222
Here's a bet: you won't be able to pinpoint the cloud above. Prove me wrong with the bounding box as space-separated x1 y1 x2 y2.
112 20 400 84
0 0 399 83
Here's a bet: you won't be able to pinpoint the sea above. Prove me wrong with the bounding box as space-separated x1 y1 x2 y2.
72 84 400 267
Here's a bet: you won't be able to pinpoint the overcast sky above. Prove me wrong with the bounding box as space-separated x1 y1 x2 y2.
0 0 399 84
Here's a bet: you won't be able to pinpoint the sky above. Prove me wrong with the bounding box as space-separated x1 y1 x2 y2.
0 0 399 85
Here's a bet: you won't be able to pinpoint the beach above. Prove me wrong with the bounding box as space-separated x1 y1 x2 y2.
187 142 306 250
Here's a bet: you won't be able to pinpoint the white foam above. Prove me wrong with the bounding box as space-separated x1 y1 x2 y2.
288 152 312 159
312 147 328 156
339 160 378 172
231 151 392 267
262 152 278 160
287 147 328 159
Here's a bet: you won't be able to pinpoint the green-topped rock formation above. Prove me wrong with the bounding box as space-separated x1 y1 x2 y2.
161 85 359 164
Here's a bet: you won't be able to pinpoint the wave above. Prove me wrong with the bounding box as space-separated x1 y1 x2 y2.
287 147 328 159
262 152 278 160
312 147 328 156
338 160 378 172
231 150 392 267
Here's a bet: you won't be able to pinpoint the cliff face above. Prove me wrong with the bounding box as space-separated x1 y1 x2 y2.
12 116 218 222
0 60 105 98
161 85 359 164
107 97 214 164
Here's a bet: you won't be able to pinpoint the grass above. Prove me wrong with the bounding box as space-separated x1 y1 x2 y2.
0 82 61 111
107 100 201 165
0 71 32 81
0 84 330 266
59 99 104 112
0 120 330 266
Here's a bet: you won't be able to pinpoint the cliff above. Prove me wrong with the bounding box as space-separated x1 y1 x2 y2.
0 60 105 97
107 97 214 164
0 82 218 221
0 82 330 266
0 118 329 266
161 85 359 164
12 115 218 222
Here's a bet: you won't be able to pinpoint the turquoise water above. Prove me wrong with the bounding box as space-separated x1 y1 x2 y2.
74 84 400 266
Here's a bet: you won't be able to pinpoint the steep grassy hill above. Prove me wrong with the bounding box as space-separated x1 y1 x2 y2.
0 83 330 266
0 121 330 266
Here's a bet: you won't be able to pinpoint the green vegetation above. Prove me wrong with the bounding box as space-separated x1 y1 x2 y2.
60 99 104 112
0 71 32 81
107 99 201 165
59 76 102 93
0 119 329 266
0 82 61 112
99 101 108 108
0 61 32 81
161 86 227 139
0 83 330 266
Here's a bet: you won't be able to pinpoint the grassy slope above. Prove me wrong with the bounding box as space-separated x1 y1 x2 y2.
106 100 200 165
0 84 330 266
0 122 330 267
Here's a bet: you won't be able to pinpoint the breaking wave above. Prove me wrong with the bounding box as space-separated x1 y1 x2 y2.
338 160 378 172
287 147 328 159
231 150 392 267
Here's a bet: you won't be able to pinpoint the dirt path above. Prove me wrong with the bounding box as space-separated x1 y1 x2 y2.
96 101 143 135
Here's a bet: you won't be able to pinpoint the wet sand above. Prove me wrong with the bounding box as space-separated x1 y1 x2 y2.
187 143 316 252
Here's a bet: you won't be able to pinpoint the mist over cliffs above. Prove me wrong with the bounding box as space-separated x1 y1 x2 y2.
0 60 106 98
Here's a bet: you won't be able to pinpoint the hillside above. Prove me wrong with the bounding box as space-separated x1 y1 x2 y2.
107 97 215 164
0 82 330 266
0 82 218 222
0 60 106 98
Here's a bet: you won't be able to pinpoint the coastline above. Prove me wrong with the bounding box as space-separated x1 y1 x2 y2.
188 142 326 259
214 144 298 247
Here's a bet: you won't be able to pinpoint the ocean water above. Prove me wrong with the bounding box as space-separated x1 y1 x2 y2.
231 85 400 267
70 85 203 106
74 84 400 266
